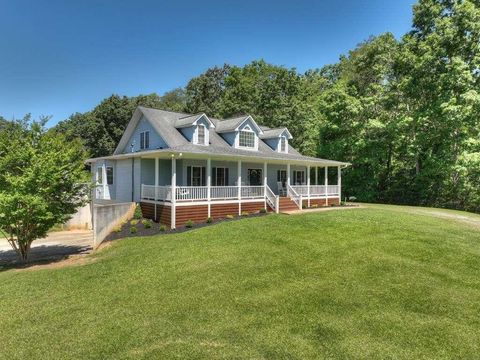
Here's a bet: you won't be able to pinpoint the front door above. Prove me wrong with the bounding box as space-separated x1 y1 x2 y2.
247 168 262 186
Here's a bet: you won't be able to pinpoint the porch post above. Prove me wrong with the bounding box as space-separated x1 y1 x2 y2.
263 162 267 209
102 162 107 200
207 158 211 218
307 165 311 208
287 163 291 196
237 160 242 215
338 165 342 203
171 157 176 229
324 166 329 206
154 157 159 220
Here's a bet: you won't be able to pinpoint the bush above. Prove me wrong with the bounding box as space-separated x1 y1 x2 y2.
113 226 122 233
206 217 213 224
185 220 194 228
130 226 137 234
259 208 267 214
130 219 139 226
311 204 318 208
159 224 167 232
133 204 143 219
226 214 234 219
241 211 249 216
142 219 152 228
302 204 307 209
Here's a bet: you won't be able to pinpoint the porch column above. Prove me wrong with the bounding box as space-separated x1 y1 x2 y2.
307 165 311 208
102 162 107 200
263 162 267 209
237 160 242 215
338 165 342 203
171 157 176 229
207 158 211 218
324 166 329 206
154 157 159 221
287 163 291 195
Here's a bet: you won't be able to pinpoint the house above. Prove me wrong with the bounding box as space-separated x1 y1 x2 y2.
87 107 350 229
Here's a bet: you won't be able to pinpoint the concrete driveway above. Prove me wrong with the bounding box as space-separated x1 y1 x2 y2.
0 230 93 265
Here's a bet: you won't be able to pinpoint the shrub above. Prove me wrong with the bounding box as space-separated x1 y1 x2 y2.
142 219 152 228
130 219 139 226
130 226 137 234
113 226 122 233
259 208 267 214
311 204 318 208
185 220 194 228
302 204 307 209
206 217 213 224
226 214 234 219
133 204 143 219
241 211 249 216
159 224 167 232
121 220 128 226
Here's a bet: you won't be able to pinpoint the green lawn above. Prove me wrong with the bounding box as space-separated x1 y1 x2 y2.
1 204 479 359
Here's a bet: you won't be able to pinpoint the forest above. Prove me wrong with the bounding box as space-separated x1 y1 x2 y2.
54 0 480 213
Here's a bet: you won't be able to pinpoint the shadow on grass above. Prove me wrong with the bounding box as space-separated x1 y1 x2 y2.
0 243 92 271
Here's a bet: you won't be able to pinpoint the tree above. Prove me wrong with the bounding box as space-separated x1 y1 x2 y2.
0 116 90 261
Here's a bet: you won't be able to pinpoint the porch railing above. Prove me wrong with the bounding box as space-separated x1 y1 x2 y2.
265 185 279 213
210 186 238 200
290 185 339 196
287 184 302 210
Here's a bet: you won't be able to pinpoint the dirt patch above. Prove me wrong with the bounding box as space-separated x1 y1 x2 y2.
284 204 362 215
11 254 96 272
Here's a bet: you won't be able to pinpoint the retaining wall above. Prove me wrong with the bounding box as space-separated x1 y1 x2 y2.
93 202 135 247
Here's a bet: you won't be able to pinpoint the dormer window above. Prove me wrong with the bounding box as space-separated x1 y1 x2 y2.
239 130 255 148
280 136 287 153
195 124 208 145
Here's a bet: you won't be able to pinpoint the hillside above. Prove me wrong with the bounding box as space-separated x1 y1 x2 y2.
1 204 479 359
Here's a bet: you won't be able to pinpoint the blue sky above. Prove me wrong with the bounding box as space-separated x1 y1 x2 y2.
0 0 414 126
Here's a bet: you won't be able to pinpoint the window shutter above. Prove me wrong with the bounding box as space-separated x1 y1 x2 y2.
212 167 217 186
140 132 144 149
225 168 229 186
187 166 192 186
201 167 206 186
145 131 149 148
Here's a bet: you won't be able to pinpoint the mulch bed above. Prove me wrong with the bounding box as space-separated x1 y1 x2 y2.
104 212 270 242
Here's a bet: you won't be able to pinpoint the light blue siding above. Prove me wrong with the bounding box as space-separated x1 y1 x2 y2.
141 159 155 186
264 138 279 151
116 159 133 202
220 132 236 146
123 116 168 153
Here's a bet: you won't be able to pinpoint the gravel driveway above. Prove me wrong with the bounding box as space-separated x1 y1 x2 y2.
0 230 93 265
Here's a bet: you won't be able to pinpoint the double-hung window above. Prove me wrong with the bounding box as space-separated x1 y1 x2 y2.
106 166 114 185
96 167 103 184
212 167 229 186
277 170 287 187
239 130 255 148
140 131 150 150
293 170 305 185
280 137 287 152
186 166 206 186
196 125 206 145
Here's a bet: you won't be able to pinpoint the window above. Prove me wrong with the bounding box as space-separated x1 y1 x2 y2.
280 137 287 152
187 166 206 186
247 169 262 186
96 167 103 184
239 130 255 148
106 166 114 185
140 131 150 150
196 125 206 145
293 170 305 185
212 167 229 186
277 170 287 187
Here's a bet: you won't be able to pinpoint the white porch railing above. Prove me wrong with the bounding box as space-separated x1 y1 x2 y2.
290 185 339 196
210 186 238 200
141 184 341 204
287 184 302 210
265 185 279 213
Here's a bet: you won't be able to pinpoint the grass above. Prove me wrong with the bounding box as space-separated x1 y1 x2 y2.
1 204 480 359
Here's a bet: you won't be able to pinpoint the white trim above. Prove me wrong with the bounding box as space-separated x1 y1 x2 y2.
171 158 176 229
233 115 264 134
278 136 288 153
324 166 328 207
194 124 208 146
207 158 211 217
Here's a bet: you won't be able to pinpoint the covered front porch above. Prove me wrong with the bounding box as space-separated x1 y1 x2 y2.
139 155 343 212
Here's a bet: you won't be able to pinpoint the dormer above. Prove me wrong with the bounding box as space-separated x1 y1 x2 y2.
260 128 293 154
216 115 263 151
175 113 215 146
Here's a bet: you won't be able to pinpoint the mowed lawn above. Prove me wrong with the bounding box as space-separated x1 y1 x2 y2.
1 205 479 359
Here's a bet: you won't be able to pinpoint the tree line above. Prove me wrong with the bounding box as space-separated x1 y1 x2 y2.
55 0 479 213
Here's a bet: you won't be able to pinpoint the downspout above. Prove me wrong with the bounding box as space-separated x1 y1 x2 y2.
131 157 134 202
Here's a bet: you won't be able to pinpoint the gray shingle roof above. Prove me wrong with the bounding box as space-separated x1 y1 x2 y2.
260 128 288 139
174 114 203 128
107 107 349 166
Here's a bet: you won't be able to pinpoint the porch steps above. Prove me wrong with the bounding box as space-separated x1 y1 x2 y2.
278 197 300 213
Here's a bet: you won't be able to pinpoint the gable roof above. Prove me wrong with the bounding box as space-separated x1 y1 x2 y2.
260 128 293 140
215 115 263 134
109 106 349 166
174 113 215 129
